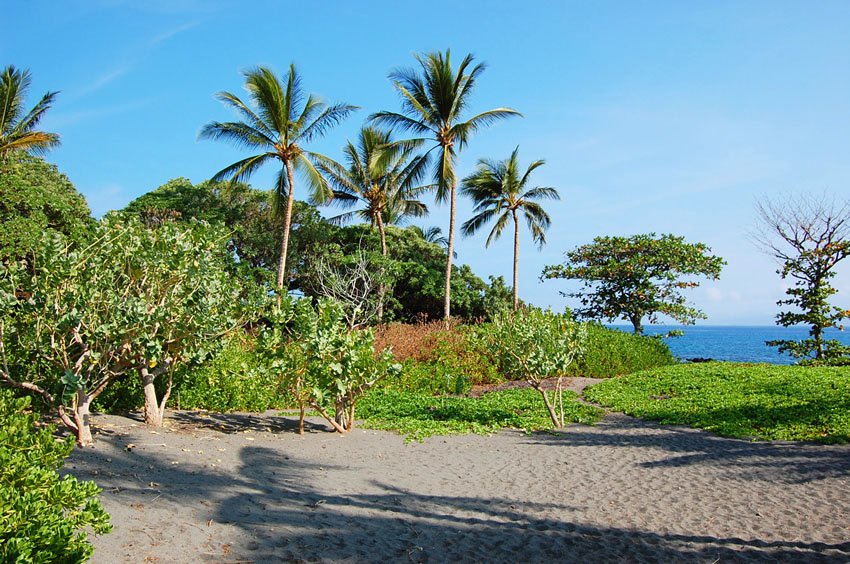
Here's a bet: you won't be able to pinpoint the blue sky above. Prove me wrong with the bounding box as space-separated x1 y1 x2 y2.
4 0 850 324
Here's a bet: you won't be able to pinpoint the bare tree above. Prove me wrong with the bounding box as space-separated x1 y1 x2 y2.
753 193 850 361
308 249 385 329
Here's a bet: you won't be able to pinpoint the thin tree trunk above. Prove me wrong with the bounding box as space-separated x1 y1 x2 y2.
443 182 457 327
376 214 388 323
512 209 520 310
276 159 297 308
533 382 561 428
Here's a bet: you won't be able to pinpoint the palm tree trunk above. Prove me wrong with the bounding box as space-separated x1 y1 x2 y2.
512 209 520 310
276 159 297 307
443 182 456 326
376 214 388 323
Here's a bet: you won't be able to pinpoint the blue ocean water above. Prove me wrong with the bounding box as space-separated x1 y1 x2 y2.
608 325 850 365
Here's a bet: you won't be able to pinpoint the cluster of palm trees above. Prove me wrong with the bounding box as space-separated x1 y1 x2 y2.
203 50 561 319
2 52 562 321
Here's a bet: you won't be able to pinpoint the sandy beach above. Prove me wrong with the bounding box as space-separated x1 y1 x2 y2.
66 411 850 563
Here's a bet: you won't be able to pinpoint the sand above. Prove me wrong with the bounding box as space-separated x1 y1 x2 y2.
65 409 850 563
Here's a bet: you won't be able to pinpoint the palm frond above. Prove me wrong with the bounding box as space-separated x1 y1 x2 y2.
297 102 359 144
198 121 275 149
210 152 277 184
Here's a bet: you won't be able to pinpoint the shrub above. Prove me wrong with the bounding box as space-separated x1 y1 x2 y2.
484 308 585 428
573 323 675 377
259 298 400 434
0 389 111 562
175 334 292 413
375 322 501 395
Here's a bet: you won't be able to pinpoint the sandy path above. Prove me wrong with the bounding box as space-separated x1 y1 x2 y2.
66 411 850 563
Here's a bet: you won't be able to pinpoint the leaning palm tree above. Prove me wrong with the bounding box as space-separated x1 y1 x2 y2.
317 126 432 321
318 127 431 256
461 147 560 310
0 65 60 159
370 50 520 323
200 65 356 303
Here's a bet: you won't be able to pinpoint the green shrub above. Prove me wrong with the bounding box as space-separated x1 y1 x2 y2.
358 388 602 441
573 323 675 377
0 389 111 562
175 334 291 413
585 362 850 443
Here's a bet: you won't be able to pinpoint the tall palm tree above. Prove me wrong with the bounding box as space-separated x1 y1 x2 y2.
318 127 431 256
370 50 520 323
461 147 559 310
318 126 431 322
0 65 60 159
200 65 356 304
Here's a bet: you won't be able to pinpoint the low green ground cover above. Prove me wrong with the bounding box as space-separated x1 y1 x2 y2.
585 362 850 443
357 388 603 441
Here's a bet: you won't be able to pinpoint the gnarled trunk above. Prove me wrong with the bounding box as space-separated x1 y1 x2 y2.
73 390 94 447
140 359 173 427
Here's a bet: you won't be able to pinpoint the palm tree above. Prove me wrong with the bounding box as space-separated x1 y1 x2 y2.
200 65 356 304
370 50 520 323
0 65 60 159
318 127 431 322
461 147 559 310
318 127 431 256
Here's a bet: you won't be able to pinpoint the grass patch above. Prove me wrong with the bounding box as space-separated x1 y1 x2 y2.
585 362 850 443
357 388 603 441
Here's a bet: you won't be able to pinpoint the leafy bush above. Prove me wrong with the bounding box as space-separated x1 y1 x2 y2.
358 388 602 441
259 298 400 434
585 362 850 443
573 323 675 377
175 334 292 413
484 308 585 428
0 389 111 562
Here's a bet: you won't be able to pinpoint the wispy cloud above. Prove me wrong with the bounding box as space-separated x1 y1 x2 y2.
74 66 133 97
47 98 156 129
149 21 199 46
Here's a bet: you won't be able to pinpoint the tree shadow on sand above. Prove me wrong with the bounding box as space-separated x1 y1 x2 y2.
168 411 331 434
69 436 850 563
522 414 850 485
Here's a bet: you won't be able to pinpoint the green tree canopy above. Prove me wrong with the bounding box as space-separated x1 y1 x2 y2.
542 233 725 334
0 155 93 261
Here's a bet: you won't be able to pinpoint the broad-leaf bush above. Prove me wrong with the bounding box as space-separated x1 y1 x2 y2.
259 298 400 434
0 216 260 444
0 389 111 562
484 308 585 428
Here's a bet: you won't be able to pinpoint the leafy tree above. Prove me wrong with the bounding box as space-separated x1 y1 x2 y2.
259 298 400 434
754 194 850 361
461 147 559 309
201 65 356 302
370 49 520 323
0 217 259 444
485 308 586 428
0 155 93 261
0 389 111 562
542 233 725 334
0 65 59 159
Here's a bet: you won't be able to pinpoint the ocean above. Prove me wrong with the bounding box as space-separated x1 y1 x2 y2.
608 325 850 364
